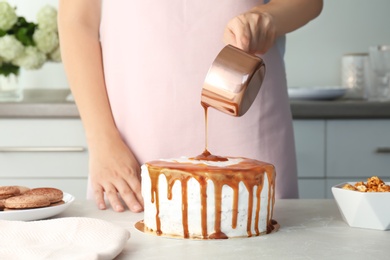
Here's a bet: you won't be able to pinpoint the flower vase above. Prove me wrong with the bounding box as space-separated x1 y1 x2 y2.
0 73 23 102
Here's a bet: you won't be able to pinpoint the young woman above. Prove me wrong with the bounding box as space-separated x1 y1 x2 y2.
58 0 323 212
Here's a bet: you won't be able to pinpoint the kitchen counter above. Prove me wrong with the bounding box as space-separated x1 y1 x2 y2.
0 89 78 118
290 99 390 119
1 89 390 119
56 199 389 259
0 89 390 119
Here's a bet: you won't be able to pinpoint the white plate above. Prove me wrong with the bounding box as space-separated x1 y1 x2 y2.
0 192 75 221
288 86 347 100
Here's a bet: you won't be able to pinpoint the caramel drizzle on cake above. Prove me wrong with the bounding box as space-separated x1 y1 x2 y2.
146 154 275 239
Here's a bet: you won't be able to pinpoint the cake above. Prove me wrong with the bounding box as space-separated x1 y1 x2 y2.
140 153 277 239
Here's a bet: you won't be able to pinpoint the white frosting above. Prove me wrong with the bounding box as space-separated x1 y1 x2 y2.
141 157 274 239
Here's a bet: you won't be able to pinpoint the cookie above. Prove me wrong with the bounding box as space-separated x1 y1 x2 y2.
4 194 51 209
25 187 63 203
15 186 30 194
0 199 5 210
0 186 20 199
49 200 65 207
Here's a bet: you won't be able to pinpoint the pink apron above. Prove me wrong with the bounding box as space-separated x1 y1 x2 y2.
94 0 298 198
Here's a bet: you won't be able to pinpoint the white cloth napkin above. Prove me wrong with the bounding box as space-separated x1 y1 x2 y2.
0 217 130 260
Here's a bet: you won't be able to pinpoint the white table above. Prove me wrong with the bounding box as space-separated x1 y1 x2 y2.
56 199 390 259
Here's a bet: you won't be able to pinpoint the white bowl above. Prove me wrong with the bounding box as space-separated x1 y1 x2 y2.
332 182 390 231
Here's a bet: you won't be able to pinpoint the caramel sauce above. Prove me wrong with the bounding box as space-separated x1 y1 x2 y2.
202 102 209 151
145 98 277 239
136 219 279 240
192 149 228 162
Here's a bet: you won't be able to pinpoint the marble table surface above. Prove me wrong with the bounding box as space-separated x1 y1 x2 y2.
56 199 390 260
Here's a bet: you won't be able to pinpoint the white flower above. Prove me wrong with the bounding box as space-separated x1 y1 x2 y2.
0 4 61 75
36 5 58 32
49 46 61 62
0 35 24 62
33 28 59 54
0 1 17 31
13 46 47 70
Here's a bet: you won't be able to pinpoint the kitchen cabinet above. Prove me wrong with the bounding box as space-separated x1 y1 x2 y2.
294 120 326 199
293 120 325 178
294 119 390 199
327 120 390 177
0 118 88 199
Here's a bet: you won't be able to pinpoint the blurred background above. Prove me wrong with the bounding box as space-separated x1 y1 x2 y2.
6 0 65 89
285 0 390 87
7 0 390 90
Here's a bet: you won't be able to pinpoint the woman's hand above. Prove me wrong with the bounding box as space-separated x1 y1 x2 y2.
223 10 276 54
223 0 323 54
89 135 144 213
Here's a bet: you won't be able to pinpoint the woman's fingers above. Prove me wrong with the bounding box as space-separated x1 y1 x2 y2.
223 11 276 54
118 172 143 212
104 184 125 212
93 183 107 210
93 178 124 212
224 16 251 52
118 185 143 213
91 164 143 212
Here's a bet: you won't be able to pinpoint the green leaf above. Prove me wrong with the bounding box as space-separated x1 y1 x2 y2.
7 16 37 46
16 27 34 46
0 63 20 77
17 17 27 26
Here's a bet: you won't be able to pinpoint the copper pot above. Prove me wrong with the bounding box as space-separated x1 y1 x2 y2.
201 45 265 117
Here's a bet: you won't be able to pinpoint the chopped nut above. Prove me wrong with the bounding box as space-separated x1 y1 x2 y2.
378 183 390 192
367 176 384 188
342 183 357 191
343 176 389 192
354 182 368 192
356 185 368 192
